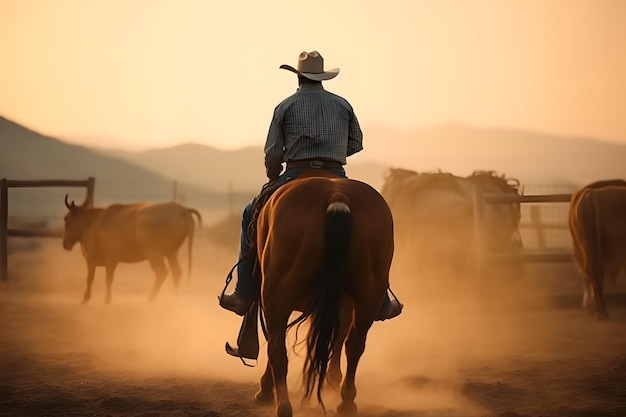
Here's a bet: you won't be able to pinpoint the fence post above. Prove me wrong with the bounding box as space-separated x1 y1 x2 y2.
228 182 233 215
172 180 178 202
1 178 8 281
529 205 546 248
472 184 485 285
86 177 96 206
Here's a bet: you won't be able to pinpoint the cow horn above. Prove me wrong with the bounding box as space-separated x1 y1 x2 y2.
64 194 76 210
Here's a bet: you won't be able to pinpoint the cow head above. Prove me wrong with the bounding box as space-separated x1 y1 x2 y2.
62 194 91 250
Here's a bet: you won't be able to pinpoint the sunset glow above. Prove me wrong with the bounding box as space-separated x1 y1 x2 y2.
1 0 625 150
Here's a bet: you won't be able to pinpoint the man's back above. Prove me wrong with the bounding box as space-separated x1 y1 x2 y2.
269 83 360 164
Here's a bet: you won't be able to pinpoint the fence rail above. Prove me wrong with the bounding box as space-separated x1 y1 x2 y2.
0 179 578 283
473 189 574 279
484 193 572 204
0 177 95 281
7 229 64 238
487 249 573 263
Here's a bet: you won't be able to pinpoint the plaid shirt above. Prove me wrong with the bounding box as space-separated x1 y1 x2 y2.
264 83 363 180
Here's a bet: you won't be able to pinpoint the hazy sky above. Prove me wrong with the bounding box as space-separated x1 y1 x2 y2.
1 0 625 151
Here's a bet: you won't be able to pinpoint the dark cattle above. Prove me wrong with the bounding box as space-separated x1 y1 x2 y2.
568 179 626 318
466 170 523 253
381 169 474 277
62 196 202 304
380 168 523 281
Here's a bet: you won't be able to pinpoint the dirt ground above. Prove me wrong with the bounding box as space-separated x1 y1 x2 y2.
1 236 626 417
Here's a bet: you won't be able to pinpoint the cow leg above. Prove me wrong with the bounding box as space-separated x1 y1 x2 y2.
104 262 118 304
573 247 594 313
589 262 608 319
166 253 182 292
82 261 96 304
606 262 621 287
147 256 168 302
581 277 594 312
592 275 608 320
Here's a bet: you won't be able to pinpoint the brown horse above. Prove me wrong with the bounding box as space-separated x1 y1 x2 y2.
252 169 394 417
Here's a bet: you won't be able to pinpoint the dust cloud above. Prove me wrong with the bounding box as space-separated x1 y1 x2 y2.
2 232 625 417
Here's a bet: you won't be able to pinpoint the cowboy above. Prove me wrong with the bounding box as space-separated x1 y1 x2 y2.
219 50 403 321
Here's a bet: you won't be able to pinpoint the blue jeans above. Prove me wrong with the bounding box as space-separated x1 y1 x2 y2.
234 167 346 300
234 167 345 299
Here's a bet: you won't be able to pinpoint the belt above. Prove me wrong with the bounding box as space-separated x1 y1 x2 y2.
285 159 343 170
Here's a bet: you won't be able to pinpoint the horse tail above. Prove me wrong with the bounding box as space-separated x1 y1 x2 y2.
303 194 352 407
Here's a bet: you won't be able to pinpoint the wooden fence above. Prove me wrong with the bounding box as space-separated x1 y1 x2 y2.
0 177 95 281
472 189 573 280
520 205 570 248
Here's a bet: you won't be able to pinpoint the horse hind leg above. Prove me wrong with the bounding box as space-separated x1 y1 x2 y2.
337 311 374 415
581 275 594 314
591 266 608 320
328 300 353 391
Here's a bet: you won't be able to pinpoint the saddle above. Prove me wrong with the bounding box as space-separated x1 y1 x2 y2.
247 179 284 277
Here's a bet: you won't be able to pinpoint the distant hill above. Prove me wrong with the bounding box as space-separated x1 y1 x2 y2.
102 143 267 194
102 143 390 194
98 123 626 192
355 124 626 188
0 117 253 222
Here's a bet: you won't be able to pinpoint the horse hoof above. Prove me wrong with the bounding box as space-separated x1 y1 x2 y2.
337 401 357 415
254 390 274 406
276 402 293 417
595 312 610 321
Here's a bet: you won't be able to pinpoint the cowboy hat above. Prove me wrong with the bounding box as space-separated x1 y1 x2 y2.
279 50 339 81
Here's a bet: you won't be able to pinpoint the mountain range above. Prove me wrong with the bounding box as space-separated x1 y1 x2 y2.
2 115 626 221
97 123 626 192
0 117 253 221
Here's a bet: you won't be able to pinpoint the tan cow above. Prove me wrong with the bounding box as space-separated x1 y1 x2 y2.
62 196 202 304
568 179 626 318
